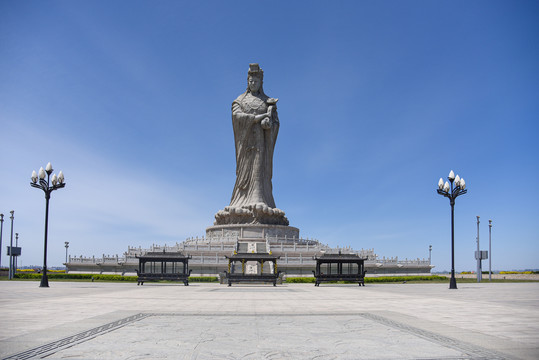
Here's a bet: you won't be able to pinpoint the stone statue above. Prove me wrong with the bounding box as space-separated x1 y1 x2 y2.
215 64 288 226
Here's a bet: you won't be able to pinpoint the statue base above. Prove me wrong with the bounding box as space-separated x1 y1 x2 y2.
206 224 299 241
214 205 289 226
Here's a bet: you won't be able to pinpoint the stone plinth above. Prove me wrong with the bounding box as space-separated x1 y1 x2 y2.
214 205 289 226
206 224 299 241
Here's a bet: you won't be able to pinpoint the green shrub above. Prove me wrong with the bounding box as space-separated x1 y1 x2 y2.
285 277 316 283
14 273 41 279
188 276 219 282
13 273 219 282
365 275 447 283
14 273 138 281
285 275 447 284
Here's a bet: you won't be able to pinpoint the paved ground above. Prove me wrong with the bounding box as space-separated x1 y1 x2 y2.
0 281 537 359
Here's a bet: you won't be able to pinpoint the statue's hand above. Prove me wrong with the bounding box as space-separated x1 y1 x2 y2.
261 118 271 129
253 114 267 123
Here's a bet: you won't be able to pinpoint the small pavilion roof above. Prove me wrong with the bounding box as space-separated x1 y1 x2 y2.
136 251 191 260
314 252 367 261
225 253 280 261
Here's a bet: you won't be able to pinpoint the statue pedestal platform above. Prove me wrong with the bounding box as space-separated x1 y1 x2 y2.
206 224 299 241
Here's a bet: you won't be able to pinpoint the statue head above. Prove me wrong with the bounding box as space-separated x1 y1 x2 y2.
246 63 265 95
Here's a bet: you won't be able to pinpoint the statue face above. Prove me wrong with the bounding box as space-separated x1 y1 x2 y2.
248 76 261 93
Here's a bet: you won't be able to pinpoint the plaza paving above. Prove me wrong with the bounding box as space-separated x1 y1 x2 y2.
0 281 538 359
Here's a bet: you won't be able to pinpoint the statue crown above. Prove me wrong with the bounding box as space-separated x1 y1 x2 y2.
248 63 263 77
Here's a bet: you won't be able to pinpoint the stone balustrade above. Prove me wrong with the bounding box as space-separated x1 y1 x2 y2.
69 254 430 267
67 237 432 275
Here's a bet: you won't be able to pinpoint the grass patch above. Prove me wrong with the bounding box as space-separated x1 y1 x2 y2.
12 273 219 283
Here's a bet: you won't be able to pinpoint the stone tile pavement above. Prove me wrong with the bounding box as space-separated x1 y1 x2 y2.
0 281 537 359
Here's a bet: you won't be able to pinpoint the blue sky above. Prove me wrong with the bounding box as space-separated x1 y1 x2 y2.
1 1 538 272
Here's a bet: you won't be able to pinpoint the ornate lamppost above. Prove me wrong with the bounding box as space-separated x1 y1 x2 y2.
31 162 66 287
437 170 467 289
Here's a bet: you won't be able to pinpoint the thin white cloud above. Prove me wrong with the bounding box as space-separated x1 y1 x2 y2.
0 121 211 267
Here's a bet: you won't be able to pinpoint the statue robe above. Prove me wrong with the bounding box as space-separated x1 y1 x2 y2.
229 91 279 209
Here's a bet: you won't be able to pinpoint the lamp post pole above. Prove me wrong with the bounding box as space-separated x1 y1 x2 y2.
0 214 3 268
15 233 19 273
9 211 14 280
429 245 432 265
437 170 467 290
65 241 69 268
30 163 66 288
489 220 492 281
476 216 481 282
